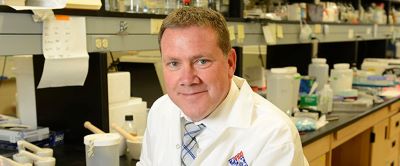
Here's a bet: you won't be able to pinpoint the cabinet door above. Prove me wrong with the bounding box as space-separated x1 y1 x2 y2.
371 119 389 166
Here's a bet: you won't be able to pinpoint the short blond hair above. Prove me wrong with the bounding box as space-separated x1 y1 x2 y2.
158 7 231 56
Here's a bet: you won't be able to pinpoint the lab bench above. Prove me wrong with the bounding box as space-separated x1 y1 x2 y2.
301 96 400 166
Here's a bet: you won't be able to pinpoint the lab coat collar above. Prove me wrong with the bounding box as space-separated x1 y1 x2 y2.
200 76 254 132
225 76 254 128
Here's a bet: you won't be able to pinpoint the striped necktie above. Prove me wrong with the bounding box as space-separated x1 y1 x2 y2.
181 120 206 166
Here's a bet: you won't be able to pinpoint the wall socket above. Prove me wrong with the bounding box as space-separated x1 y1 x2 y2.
95 38 109 49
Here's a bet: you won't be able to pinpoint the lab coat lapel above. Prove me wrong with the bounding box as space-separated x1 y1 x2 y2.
168 106 182 166
226 77 254 128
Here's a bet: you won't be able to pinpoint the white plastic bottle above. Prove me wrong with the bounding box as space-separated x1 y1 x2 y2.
285 67 301 112
318 84 333 114
308 58 329 91
330 63 353 94
267 68 294 116
123 115 137 136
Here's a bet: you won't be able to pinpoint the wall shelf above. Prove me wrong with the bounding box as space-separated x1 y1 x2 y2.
0 10 399 56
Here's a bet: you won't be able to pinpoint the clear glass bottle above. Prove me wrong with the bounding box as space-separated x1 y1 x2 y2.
123 115 137 136
126 0 144 13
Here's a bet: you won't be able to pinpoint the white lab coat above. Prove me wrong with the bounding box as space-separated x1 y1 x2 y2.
137 76 309 166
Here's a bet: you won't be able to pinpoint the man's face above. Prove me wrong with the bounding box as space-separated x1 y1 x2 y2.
160 26 236 122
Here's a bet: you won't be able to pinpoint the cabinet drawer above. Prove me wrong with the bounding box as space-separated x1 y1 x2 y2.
386 151 398 166
332 107 389 148
309 155 326 166
388 135 399 154
304 135 330 161
390 101 400 113
389 113 400 138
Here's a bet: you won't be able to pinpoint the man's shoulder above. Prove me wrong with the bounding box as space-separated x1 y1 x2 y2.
148 94 179 117
251 94 296 131
152 94 171 107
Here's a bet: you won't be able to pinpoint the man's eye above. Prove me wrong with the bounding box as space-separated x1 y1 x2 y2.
168 61 177 66
197 59 210 65
195 59 212 68
166 61 180 70
198 59 208 65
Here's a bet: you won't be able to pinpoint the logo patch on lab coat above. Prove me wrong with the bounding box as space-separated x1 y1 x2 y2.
228 151 248 166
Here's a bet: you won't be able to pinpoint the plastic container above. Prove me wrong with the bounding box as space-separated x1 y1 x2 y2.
84 133 121 166
318 84 333 114
287 3 301 21
285 67 301 111
267 68 294 115
308 58 329 91
330 63 353 94
126 136 143 160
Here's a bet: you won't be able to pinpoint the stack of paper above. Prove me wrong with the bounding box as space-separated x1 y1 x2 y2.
66 0 102 10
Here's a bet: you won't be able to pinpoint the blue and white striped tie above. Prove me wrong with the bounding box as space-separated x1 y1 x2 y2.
181 120 206 166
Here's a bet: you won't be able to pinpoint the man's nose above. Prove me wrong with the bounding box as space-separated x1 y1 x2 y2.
180 65 199 86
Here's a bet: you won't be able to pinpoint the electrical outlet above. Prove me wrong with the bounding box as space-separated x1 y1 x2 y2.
95 38 102 49
102 38 109 48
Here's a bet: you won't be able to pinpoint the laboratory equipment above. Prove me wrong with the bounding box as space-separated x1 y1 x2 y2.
308 58 329 91
17 150 55 166
126 136 143 160
123 115 137 136
112 123 142 161
318 84 333 114
267 68 295 115
1 155 32 166
17 140 53 157
285 66 301 111
330 63 353 94
126 0 144 13
84 121 126 156
84 133 120 166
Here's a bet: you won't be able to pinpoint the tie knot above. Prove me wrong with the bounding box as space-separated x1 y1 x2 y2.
184 121 205 138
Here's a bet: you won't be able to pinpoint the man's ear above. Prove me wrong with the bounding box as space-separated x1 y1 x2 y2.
227 48 237 78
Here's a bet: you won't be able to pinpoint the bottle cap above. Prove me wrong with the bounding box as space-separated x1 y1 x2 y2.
311 58 326 64
334 63 350 69
270 68 288 74
125 115 134 121
285 66 297 73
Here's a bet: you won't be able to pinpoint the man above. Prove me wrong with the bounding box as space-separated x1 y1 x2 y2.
137 7 309 166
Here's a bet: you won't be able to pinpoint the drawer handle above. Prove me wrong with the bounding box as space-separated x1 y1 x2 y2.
396 121 399 127
392 141 396 147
